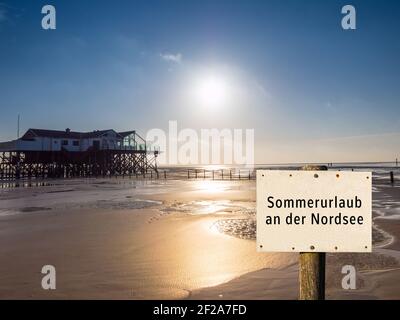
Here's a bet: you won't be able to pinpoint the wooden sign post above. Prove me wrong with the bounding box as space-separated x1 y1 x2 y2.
256 165 372 301
299 250 325 300
299 165 327 300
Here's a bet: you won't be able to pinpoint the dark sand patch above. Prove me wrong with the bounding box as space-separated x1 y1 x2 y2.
19 207 52 213
46 189 75 194
85 199 162 210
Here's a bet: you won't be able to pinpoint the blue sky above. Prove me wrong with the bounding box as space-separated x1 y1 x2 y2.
0 0 399 163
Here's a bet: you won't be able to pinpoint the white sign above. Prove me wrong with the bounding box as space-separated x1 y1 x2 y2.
257 170 372 253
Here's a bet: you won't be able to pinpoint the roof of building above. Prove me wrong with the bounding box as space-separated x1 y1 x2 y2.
118 130 136 138
21 129 123 140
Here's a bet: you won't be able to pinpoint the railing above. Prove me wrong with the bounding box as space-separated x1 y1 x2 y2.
100 144 160 152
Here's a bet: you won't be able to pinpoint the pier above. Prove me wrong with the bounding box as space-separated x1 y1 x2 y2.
0 128 159 180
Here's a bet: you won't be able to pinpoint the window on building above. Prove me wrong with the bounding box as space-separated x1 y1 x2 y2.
73 140 80 146
92 140 100 149
62 140 68 146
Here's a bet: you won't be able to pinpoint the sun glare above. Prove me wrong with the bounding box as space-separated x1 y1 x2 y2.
192 73 229 109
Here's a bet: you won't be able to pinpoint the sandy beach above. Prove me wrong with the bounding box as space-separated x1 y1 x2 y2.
0 167 399 299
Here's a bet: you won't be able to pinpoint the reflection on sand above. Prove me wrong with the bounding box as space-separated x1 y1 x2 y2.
194 180 229 193
160 199 255 216
0 166 399 299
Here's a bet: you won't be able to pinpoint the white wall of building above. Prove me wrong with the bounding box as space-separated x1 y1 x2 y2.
0 130 131 152
11 130 124 152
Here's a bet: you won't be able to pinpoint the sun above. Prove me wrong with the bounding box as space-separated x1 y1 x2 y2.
192 73 230 109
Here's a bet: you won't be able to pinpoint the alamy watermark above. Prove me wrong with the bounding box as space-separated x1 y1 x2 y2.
341 265 356 290
39 4 356 31
41 5 56 30
146 121 254 168
341 5 356 30
41 265 56 290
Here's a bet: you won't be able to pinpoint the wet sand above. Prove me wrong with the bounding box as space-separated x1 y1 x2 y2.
0 169 399 299
191 171 400 300
0 179 296 299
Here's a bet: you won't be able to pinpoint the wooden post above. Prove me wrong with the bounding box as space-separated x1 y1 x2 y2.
15 152 20 180
299 252 326 300
188 169 190 179
299 164 328 300
212 170 214 180
390 171 394 184
164 170 166 179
